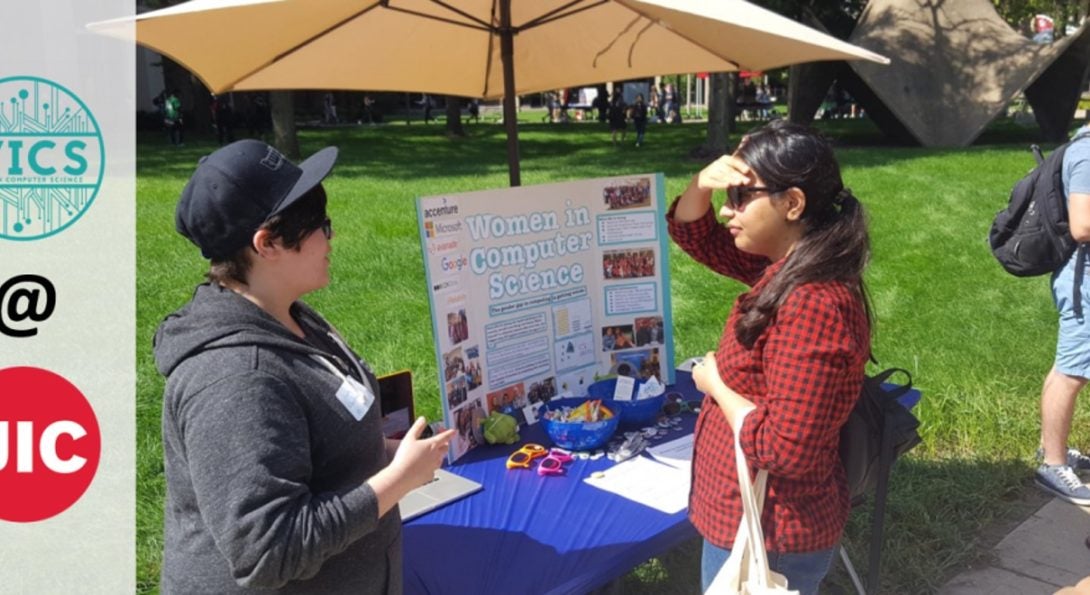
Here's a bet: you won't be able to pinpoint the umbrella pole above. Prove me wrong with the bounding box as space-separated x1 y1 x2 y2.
499 0 521 187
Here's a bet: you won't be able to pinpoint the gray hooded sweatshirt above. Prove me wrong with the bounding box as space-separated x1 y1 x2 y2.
154 283 402 594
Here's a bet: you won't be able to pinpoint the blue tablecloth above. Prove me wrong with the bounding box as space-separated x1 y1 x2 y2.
402 371 922 594
403 373 702 595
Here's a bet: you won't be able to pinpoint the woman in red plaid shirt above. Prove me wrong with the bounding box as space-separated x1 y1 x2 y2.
667 120 871 594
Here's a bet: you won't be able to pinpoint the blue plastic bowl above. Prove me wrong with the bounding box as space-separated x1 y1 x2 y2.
540 397 619 451
587 377 666 428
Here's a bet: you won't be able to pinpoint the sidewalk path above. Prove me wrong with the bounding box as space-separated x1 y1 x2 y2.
940 499 1090 594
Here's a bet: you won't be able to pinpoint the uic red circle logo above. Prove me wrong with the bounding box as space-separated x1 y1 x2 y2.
0 366 100 522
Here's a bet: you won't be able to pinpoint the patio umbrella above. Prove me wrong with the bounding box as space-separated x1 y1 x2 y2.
92 0 889 186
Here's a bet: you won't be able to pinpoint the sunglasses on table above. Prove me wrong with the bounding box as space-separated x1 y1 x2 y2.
726 186 786 210
662 392 700 416
505 443 573 475
536 448 573 476
506 443 547 470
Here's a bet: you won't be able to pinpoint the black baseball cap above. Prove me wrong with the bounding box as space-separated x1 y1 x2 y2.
176 139 338 260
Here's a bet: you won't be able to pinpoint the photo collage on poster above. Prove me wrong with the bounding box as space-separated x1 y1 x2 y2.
437 292 487 460
418 175 674 461
598 178 666 384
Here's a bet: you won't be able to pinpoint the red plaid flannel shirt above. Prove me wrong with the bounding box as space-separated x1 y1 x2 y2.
667 200 870 553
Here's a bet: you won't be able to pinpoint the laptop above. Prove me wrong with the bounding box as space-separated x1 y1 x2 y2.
399 468 483 521
378 369 483 520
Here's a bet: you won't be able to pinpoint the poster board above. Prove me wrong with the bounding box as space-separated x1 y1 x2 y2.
417 174 674 460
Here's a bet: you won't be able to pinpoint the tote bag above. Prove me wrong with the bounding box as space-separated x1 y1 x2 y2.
706 407 798 595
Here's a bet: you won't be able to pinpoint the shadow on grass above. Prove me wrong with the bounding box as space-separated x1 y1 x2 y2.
155 115 1068 186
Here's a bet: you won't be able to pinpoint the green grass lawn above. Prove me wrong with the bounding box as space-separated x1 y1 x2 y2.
136 117 1086 593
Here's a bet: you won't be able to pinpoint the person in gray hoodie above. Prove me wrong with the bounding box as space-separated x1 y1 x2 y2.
154 139 455 593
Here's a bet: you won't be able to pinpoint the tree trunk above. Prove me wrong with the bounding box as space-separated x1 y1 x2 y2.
189 82 212 138
696 72 733 158
445 96 465 137
726 73 738 134
270 91 300 159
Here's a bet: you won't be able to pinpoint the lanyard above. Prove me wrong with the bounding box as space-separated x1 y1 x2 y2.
297 307 374 395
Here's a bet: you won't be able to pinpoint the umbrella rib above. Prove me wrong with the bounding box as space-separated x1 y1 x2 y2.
627 21 655 67
481 0 499 97
519 0 606 31
592 15 642 68
385 2 490 32
426 0 493 30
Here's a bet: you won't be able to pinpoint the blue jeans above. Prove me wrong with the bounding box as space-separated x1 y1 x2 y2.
701 539 836 595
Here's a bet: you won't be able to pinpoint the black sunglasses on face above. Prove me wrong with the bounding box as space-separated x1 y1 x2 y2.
726 186 785 210
320 218 332 240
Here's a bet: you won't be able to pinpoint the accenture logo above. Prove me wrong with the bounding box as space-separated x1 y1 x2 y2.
422 203 459 218
0 76 104 240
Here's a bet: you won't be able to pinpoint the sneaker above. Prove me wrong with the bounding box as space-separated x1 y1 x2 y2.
1070 448 1090 471
1035 464 1090 505
1036 446 1090 471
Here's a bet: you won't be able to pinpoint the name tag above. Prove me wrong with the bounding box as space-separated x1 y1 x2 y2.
336 375 375 421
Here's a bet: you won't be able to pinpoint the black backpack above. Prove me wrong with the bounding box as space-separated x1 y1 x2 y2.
839 368 921 502
990 137 1088 317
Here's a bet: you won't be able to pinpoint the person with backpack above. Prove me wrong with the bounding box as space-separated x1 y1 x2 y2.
669 120 871 595
1034 127 1090 505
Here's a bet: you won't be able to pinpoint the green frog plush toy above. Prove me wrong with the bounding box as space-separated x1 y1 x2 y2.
483 411 520 445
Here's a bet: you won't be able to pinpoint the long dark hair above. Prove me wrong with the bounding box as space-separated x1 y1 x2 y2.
734 119 872 348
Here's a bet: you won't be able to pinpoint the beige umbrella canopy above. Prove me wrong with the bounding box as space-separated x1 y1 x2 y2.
92 0 889 185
